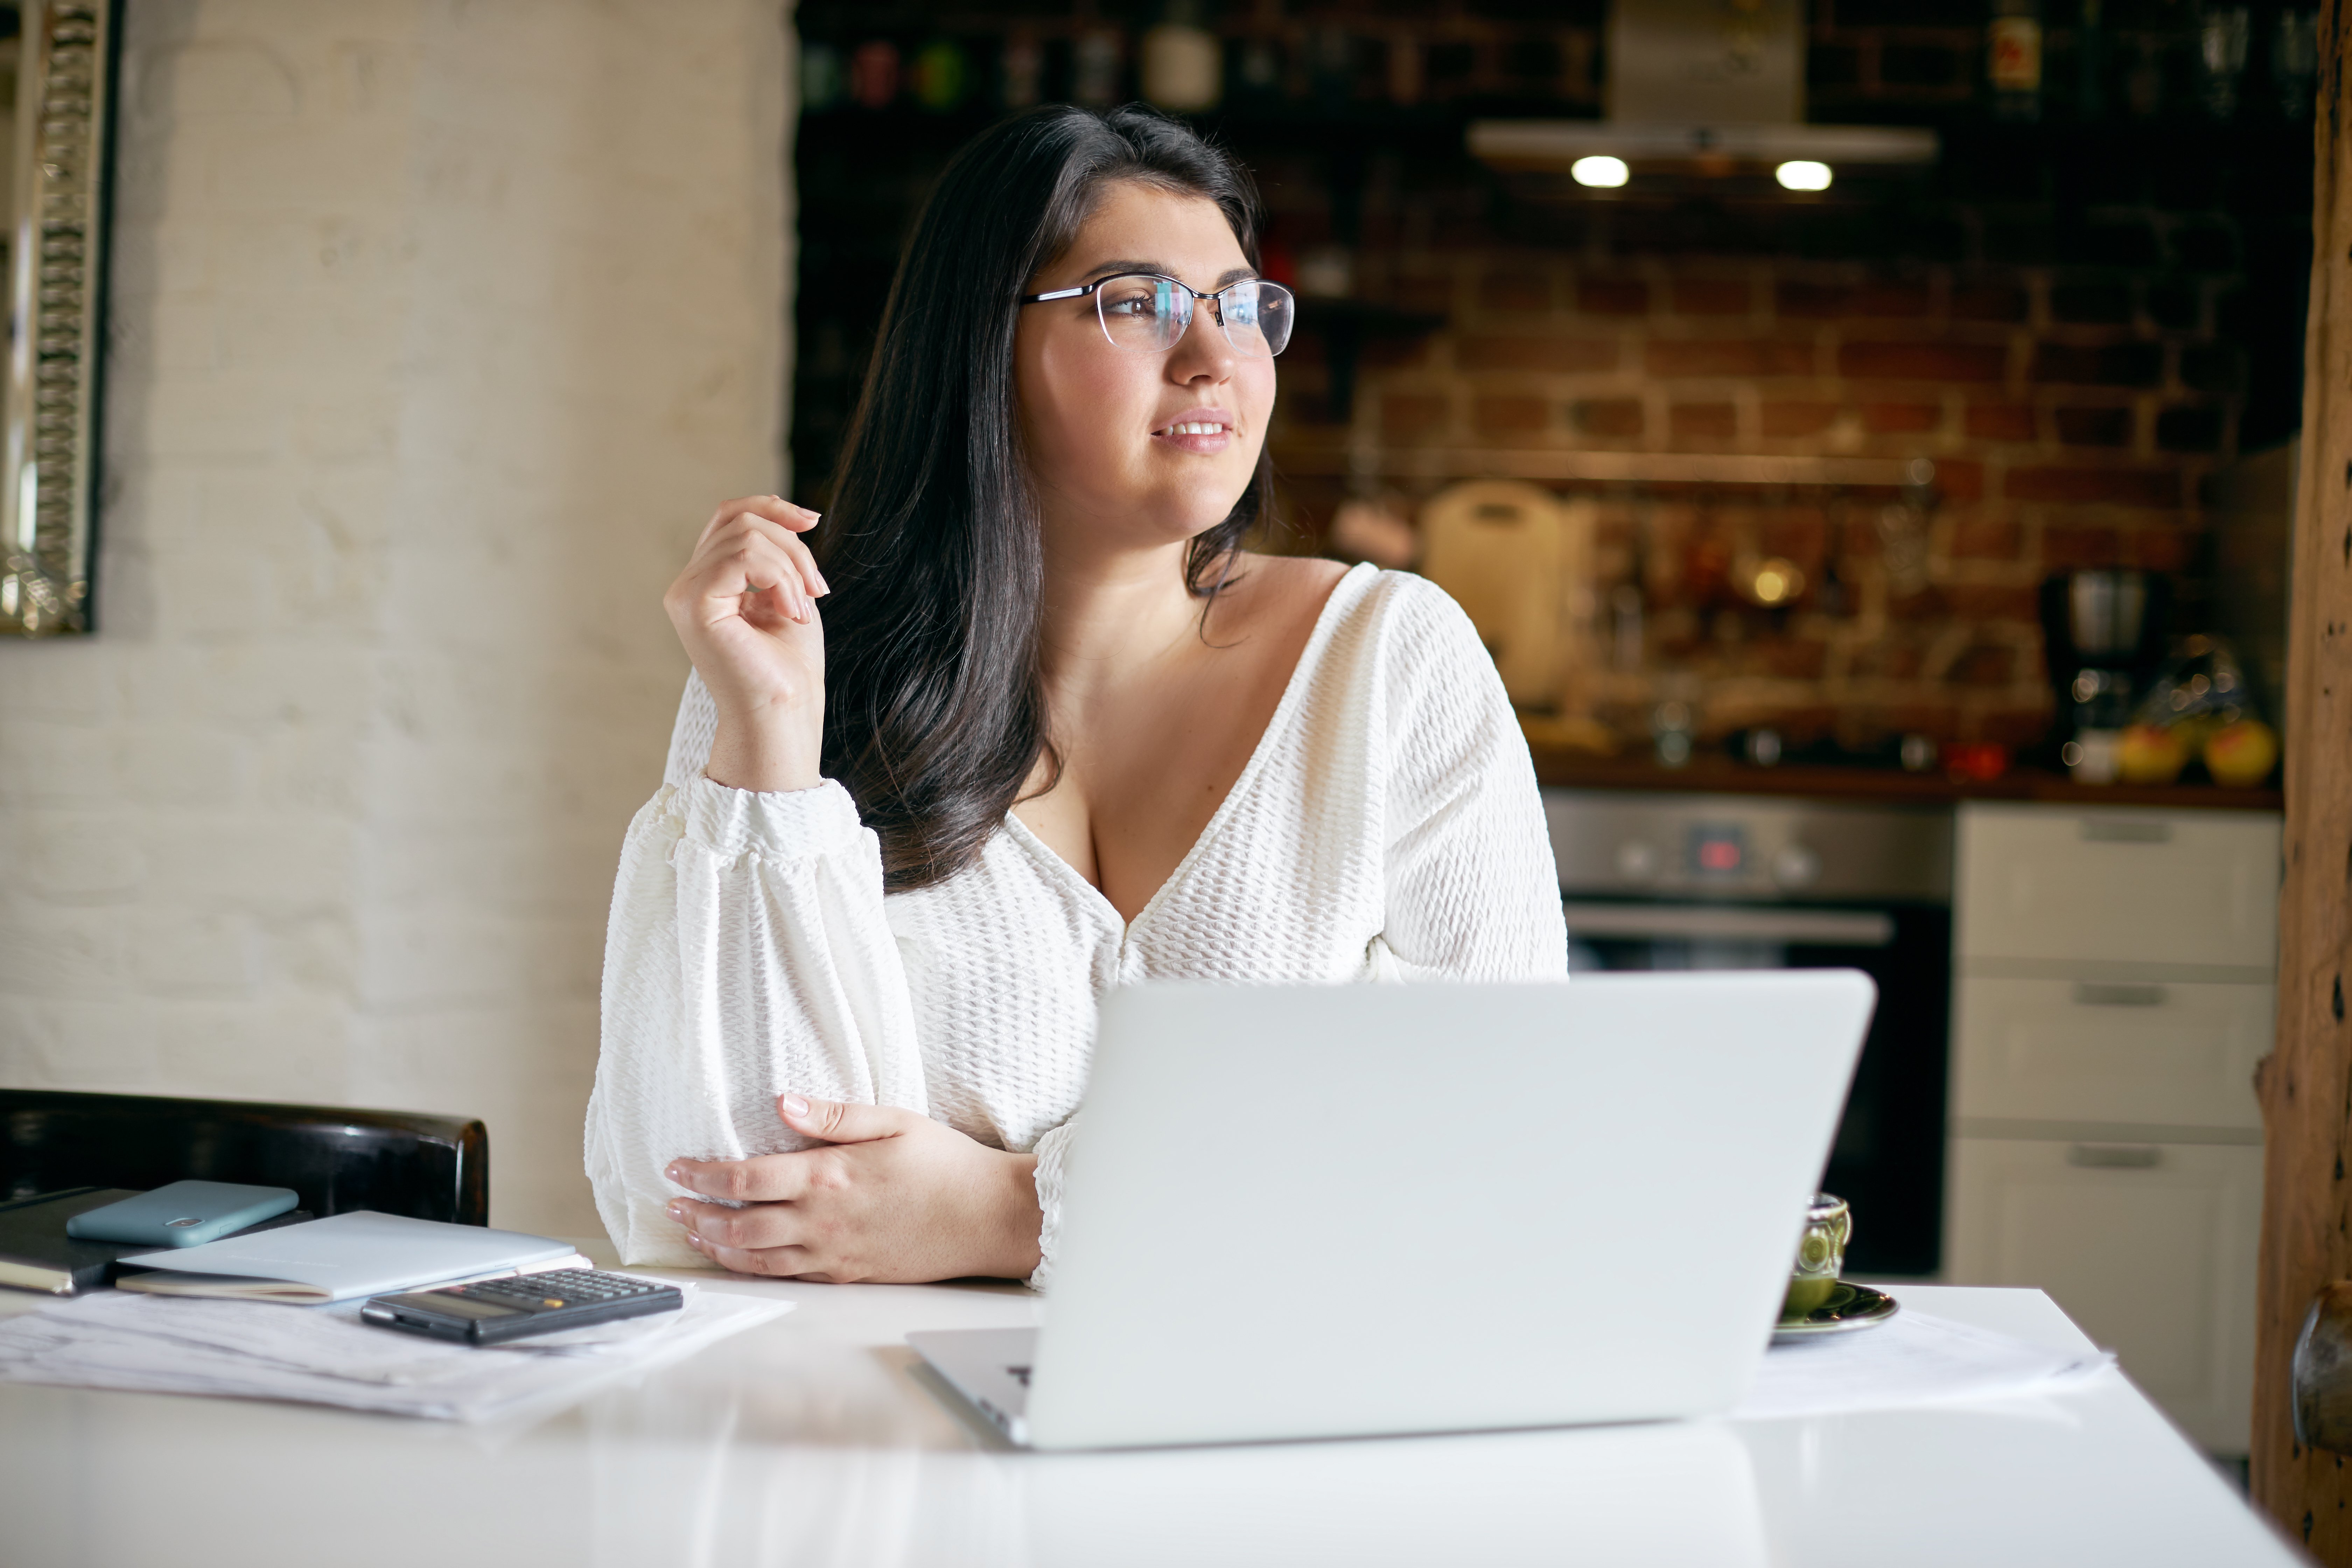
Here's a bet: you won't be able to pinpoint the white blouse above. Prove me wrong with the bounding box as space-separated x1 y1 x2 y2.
586 562 1567 1286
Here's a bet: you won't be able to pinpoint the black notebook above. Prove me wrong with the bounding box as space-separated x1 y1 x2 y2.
0 1187 314 1296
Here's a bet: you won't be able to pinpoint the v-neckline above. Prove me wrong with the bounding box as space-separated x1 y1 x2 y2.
998 561 1375 943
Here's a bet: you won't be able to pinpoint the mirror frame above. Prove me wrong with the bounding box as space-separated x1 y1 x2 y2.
1 0 118 637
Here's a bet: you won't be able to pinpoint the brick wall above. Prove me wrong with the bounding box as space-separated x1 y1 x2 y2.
1265 179 2268 754
0 0 790 1235
783 8 2306 758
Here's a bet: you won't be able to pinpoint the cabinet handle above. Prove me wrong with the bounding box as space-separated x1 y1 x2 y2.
2068 1143 2163 1169
2074 982 2167 1007
2080 818 2173 844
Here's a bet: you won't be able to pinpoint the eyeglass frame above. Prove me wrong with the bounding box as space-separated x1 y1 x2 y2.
1015 271 1294 358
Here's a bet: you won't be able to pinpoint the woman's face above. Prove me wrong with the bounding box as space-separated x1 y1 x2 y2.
1014 181 1276 555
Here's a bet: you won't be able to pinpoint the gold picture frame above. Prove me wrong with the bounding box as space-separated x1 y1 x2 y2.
0 1 116 637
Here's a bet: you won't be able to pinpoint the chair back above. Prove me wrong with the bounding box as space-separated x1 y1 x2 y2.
0 1090 488 1225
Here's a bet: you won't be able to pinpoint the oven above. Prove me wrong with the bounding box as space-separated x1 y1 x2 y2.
1543 790 1954 1277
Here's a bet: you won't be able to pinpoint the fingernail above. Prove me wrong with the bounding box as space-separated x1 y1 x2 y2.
666 1201 685 1220
665 1164 684 1184
813 573 832 596
781 1094 811 1118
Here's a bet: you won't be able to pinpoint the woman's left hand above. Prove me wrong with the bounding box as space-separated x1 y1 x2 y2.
664 1096 1044 1284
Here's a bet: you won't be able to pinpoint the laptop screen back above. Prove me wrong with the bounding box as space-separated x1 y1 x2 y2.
1024 972 1875 1449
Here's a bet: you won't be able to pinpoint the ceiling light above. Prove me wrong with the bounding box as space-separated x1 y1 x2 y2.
1776 160 1833 191
1469 123 1937 170
1570 155 1629 189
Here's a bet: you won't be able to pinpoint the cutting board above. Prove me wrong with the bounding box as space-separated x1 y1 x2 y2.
1418 479 1594 709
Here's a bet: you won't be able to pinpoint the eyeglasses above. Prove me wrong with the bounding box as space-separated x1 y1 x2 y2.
1017 272 1295 358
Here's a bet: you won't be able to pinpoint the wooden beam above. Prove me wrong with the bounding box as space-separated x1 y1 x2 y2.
2255 1 2352 1552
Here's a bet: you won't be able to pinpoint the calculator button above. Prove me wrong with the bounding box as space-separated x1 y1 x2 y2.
445 1268 671 1308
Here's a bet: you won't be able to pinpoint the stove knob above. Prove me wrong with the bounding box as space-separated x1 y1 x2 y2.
1614 840 1659 883
1772 844 1821 890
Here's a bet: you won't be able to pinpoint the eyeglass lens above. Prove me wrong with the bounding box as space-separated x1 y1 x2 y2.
1095 274 1293 358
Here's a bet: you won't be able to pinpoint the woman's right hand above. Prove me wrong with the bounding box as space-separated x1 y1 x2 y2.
663 495 830 793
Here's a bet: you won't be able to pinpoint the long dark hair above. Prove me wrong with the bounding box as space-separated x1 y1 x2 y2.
813 105 1272 892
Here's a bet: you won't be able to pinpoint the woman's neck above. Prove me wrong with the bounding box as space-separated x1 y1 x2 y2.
1036 535 1206 704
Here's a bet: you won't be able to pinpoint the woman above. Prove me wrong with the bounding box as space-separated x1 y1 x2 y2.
587 105 1564 1288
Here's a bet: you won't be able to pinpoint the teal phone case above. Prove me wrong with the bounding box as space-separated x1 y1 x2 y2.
64 1180 301 1247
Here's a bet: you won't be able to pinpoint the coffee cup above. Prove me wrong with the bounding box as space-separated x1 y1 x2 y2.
1782 1192 1851 1320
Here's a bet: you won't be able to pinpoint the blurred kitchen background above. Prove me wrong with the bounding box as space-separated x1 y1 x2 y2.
789 0 2302 1469
793 0 2301 797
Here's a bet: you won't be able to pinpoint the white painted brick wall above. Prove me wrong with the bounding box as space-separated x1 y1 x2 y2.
0 0 792 1238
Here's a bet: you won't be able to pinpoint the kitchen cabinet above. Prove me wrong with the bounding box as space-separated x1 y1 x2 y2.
1952 976 2273 1130
1946 1137 2262 1456
1954 807 2280 971
1945 803 2280 1455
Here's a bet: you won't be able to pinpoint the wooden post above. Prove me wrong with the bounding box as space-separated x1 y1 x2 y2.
2255 1 2352 1552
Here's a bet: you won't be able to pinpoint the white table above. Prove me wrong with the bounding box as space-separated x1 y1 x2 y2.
0 1271 2304 1567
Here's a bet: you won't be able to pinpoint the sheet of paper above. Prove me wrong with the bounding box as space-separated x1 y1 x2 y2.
0 1278 790 1422
1732 1308 2115 1421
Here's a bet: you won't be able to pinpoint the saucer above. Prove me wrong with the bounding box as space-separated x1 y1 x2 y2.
1773 1281 1899 1343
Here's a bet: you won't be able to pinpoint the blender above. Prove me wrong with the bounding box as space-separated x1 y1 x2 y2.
2039 570 2168 783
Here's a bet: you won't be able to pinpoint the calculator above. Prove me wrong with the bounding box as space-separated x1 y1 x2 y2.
360 1268 685 1345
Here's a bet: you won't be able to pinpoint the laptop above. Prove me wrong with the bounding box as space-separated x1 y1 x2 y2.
910 971 1875 1450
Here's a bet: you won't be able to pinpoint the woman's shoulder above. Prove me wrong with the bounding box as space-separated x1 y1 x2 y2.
1220 557 1499 738
1228 554 1472 640
1289 559 1487 674
1223 558 1518 784
1217 551 1351 628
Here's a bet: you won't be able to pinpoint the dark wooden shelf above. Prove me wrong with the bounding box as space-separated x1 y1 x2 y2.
1528 745 2282 814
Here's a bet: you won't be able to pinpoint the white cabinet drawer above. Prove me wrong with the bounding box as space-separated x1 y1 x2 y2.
1944 1136 2259 1453
1952 977 2273 1129
1955 805 2280 969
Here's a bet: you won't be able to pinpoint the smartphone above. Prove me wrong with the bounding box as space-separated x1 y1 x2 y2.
64 1180 301 1248
361 1268 684 1345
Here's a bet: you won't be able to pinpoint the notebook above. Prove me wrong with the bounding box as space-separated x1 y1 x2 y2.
0 1189 314 1297
113 1211 580 1304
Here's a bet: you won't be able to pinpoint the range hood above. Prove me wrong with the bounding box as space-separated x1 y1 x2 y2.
1469 0 1936 181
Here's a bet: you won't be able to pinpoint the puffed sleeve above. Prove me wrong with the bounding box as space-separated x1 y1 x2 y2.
585 672 928 1265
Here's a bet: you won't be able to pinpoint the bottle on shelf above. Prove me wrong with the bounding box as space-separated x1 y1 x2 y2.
1988 0 2043 122
1309 23 1352 113
1388 33 1422 107
1141 1 1221 112
2197 4 2251 120
1234 37 1282 105
910 38 970 113
801 41 845 113
2123 34 2164 118
1001 29 1042 111
1073 30 1124 107
2275 9 2319 120
850 40 900 111
2076 0 2105 121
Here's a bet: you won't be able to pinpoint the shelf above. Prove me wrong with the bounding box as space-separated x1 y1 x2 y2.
1527 746 2283 813
1276 448 1920 488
